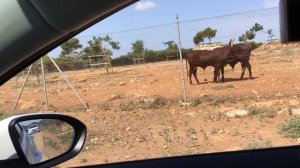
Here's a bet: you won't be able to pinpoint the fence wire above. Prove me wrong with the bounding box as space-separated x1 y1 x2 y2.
3 7 300 166
3 7 287 112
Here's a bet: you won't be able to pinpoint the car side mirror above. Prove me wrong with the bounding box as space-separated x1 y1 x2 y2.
5 113 86 168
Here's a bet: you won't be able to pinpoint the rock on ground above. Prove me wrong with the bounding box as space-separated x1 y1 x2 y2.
226 109 248 118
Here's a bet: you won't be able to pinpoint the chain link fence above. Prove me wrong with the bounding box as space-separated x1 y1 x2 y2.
4 7 300 165
3 7 288 112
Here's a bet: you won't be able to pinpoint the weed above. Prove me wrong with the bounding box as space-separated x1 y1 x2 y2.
159 128 171 142
45 138 59 150
190 98 202 107
211 128 219 135
199 129 208 141
80 158 88 163
139 96 167 109
243 140 273 150
265 109 277 118
137 135 147 142
100 101 110 111
231 128 240 136
279 118 300 138
248 106 260 116
212 84 235 90
226 96 240 103
118 101 136 111
187 128 197 137
216 112 226 121
288 107 293 115
58 131 74 145
248 106 277 118
211 97 225 106
109 94 124 101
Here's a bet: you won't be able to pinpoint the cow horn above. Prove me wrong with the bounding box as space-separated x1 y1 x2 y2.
229 39 233 48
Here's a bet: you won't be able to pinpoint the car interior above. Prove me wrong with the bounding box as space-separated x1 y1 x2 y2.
1 0 300 168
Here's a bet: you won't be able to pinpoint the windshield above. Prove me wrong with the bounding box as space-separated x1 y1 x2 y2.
1 0 300 167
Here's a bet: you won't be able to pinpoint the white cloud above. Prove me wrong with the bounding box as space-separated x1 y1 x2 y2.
263 0 279 8
134 1 157 11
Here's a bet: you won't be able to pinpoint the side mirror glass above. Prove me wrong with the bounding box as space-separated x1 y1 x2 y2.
16 119 75 164
8 113 86 168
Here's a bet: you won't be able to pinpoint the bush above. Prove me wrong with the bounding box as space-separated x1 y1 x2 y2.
248 106 277 118
111 48 192 67
118 101 136 111
243 140 272 150
43 56 85 72
139 96 167 109
100 102 110 111
190 98 202 107
111 55 133 67
279 119 300 138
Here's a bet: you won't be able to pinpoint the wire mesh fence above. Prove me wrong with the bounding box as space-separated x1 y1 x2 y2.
4 7 300 165
2 7 290 112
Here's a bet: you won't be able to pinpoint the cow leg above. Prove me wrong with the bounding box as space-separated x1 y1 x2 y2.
213 68 219 82
240 64 246 79
193 67 200 85
247 63 252 79
221 67 225 82
189 67 194 85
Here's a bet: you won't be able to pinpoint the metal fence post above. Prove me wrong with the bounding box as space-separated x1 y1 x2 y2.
48 56 88 109
40 58 49 111
176 15 187 102
12 65 33 113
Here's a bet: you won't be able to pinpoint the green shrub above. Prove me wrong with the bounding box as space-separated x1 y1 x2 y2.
243 140 272 150
190 98 202 107
118 101 136 111
139 96 167 109
100 101 110 111
248 106 277 118
279 119 300 138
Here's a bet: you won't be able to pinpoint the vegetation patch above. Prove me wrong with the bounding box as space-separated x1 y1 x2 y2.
212 84 235 90
279 118 300 138
118 101 137 111
100 101 110 111
190 98 202 107
44 138 60 150
247 106 277 118
159 128 171 142
138 96 167 109
243 140 272 150
58 131 74 145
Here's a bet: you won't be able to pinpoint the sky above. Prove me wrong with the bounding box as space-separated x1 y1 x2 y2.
49 0 280 57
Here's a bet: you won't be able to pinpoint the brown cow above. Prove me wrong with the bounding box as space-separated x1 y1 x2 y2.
219 43 252 81
186 40 234 84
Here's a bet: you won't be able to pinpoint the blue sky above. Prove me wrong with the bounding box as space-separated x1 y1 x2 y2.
49 0 280 57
